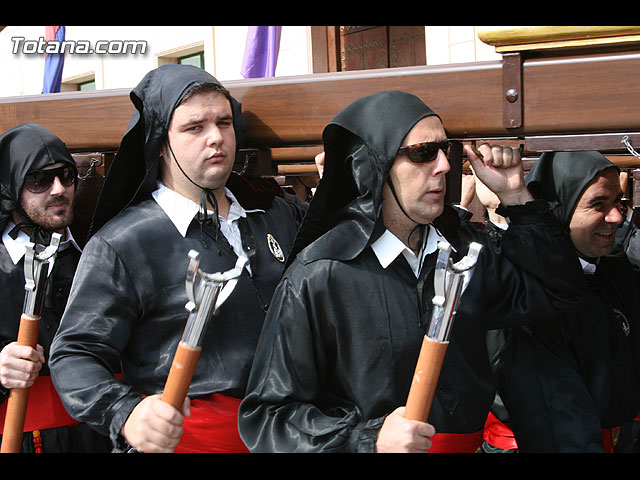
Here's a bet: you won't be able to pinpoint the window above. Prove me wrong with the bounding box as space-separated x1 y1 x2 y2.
77 80 95 91
156 41 206 69
178 52 204 69
60 72 95 92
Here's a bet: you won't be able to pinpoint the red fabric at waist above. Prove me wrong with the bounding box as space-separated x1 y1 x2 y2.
429 429 483 453
0 376 79 433
483 411 518 451
602 427 619 453
485 411 623 453
174 393 249 453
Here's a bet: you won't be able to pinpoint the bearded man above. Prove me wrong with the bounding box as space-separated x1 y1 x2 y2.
0 123 110 452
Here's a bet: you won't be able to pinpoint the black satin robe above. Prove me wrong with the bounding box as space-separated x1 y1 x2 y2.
238 202 586 452
49 194 305 446
0 244 112 452
488 252 640 452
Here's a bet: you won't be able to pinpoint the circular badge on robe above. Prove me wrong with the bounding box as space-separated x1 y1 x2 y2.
267 233 285 262
613 308 630 336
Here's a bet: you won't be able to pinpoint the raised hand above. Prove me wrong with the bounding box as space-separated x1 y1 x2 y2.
465 144 533 206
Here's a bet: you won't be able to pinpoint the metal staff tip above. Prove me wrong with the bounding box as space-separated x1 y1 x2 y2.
23 232 62 316
181 252 248 348
427 241 483 343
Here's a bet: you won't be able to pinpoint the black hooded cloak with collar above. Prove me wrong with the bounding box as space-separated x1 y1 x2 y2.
487 151 640 452
286 90 441 266
526 150 620 232
0 123 77 242
238 91 586 453
89 63 258 238
48 65 306 448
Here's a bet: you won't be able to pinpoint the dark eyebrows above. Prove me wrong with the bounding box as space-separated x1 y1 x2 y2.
586 191 623 207
178 113 233 129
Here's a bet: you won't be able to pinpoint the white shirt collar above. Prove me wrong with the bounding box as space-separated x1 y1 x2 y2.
371 226 446 277
151 181 263 237
2 221 81 266
579 257 598 275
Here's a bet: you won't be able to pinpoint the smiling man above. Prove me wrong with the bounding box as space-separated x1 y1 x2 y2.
484 151 640 452
0 123 110 452
49 65 306 453
238 91 585 453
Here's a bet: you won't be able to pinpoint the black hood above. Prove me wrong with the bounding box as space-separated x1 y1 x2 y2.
287 91 440 266
525 151 619 229
89 64 248 237
0 122 77 234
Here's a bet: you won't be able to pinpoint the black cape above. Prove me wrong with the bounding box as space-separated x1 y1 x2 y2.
487 151 640 452
49 195 304 445
238 92 585 452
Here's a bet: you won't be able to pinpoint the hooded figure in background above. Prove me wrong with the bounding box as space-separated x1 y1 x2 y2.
0 123 77 244
238 91 585 453
0 123 111 452
49 64 306 453
485 151 640 452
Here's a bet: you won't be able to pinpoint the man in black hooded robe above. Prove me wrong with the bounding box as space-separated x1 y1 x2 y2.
237 91 585 453
49 65 306 453
0 123 111 452
484 151 640 453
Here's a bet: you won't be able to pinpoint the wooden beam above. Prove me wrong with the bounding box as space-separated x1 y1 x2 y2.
0 89 133 151
0 50 638 153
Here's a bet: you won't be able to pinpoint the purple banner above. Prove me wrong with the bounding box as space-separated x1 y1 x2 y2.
241 26 282 78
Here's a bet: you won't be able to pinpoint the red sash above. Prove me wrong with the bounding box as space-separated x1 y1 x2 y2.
484 411 625 453
174 394 248 453
0 376 79 433
429 429 483 453
483 411 518 451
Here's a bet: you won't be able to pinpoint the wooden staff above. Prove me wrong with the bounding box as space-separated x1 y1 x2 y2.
1 234 61 453
161 342 202 410
404 241 482 422
160 252 247 411
404 336 449 422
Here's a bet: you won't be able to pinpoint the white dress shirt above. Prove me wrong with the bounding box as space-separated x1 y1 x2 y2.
2 221 81 274
371 225 446 278
151 182 264 270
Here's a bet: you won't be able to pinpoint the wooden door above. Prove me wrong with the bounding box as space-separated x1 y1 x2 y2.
338 26 426 71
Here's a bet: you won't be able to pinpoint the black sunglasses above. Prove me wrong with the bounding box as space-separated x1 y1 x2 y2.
397 140 452 163
23 165 76 194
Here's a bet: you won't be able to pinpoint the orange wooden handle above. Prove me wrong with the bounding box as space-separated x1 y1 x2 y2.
160 342 201 410
16 313 40 348
404 336 449 422
1 314 40 453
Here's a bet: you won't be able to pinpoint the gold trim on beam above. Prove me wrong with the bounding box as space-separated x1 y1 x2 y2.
478 26 640 53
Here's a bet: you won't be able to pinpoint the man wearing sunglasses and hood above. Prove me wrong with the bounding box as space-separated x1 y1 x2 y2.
49 65 306 453
0 123 111 452
238 91 585 453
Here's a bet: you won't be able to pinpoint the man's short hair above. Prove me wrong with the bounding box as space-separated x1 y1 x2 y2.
178 82 231 107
